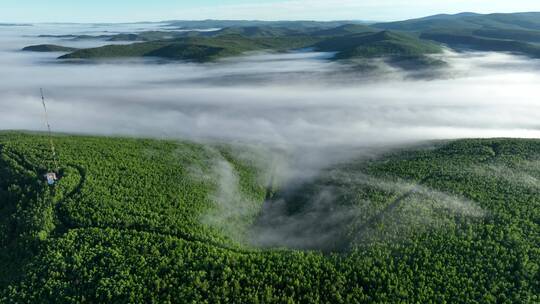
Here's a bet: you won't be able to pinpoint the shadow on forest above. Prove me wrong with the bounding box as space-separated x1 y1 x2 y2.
250 176 366 252
249 168 484 252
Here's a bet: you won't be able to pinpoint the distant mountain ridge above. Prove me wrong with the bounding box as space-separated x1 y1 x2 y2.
421 12 480 19
54 29 443 71
0 23 32 26
374 12 540 31
163 20 367 30
373 12 540 57
22 12 540 68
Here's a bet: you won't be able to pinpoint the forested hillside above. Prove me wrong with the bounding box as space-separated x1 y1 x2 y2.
22 12 540 65
22 45 78 52
0 132 539 303
375 12 540 58
54 30 441 65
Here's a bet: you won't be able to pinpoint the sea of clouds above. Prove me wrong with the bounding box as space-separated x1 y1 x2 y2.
1 24 540 149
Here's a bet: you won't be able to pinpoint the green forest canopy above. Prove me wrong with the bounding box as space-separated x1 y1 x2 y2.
0 132 539 303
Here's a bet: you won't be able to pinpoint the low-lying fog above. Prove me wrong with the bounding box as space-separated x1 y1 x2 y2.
2 24 540 149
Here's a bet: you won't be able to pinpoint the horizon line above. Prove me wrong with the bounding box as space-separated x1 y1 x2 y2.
2 11 540 25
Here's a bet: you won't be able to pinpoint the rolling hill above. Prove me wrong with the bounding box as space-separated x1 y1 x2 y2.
308 24 376 36
22 12 540 67
1 132 539 302
419 32 540 57
53 29 443 67
374 12 540 32
22 44 78 52
35 25 374 43
38 31 192 42
375 12 540 57
314 30 442 59
57 35 320 62
208 26 305 37
163 20 364 30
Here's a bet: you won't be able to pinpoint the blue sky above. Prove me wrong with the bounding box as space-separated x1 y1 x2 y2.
2 0 539 23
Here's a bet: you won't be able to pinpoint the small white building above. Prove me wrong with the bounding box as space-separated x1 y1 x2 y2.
44 172 57 185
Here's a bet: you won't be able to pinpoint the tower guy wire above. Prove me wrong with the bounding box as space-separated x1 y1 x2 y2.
40 88 60 173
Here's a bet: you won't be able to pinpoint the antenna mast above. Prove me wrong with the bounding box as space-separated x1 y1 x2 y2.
40 88 59 173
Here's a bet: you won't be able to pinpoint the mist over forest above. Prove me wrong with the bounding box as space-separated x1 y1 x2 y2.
2 24 540 149
2 18 540 302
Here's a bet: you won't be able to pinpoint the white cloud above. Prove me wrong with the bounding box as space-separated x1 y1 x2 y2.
2 25 540 150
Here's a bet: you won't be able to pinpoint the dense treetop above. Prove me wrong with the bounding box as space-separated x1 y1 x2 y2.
0 132 539 303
